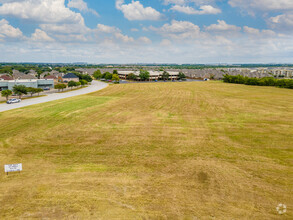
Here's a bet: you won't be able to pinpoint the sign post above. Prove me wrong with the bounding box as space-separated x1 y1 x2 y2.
4 163 22 175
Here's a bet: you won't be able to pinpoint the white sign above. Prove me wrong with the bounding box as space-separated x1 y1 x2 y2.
4 163 22 173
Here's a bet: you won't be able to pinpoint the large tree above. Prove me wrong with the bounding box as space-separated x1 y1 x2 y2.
80 79 88 86
55 84 67 92
161 71 169 80
68 81 77 90
112 74 120 83
27 87 37 97
178 72 186 80
93 70 102 79
1 89 12 100
13 85 27 99
139 70 150 81
103 72 113 80
127 73 137 80
35 88 44 96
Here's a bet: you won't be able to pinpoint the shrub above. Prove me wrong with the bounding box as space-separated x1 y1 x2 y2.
223 74 293 89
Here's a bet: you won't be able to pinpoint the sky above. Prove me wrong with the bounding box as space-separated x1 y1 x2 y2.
0 0 292 64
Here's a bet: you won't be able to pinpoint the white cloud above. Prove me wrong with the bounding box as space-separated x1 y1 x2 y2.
116 0 162 21
0 19 23 39
131 28 139 32
67 0 99 17
31 29 54 42
171 5 221 14
205 20 241 32
115 32 134 43
243 26 276 37
160 39 171 46
96 24 118 34
269 13 293 30
96 23 135 43
228 0 293 11
138 36 151 44
40 23 89 35
243 26 260 35
152 20 201 39
0 0 84 24
163 0 216 5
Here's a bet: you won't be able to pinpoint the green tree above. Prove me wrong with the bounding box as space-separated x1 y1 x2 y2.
139 70 150 81
178 72 186 80
61 84 67 91
1 89 12 100
161 71 169 80
27 87 37 97
35 88 44 96
80 79 88 86
127 73 137 80
113 69 118 74
112 74 120 83
13 85 27 99
75 82 81 87
68 81 76 90
36 69 44 79
93 70 102 79
55 84 66 92
103 72 113 80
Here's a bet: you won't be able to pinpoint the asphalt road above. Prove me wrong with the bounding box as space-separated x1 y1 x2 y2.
0 81 108 113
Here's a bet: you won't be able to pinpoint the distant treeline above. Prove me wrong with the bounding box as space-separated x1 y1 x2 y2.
223 75 293 89
1 63 293 72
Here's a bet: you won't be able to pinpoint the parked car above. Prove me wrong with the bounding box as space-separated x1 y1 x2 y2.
43 87 50 91
7 98 21 104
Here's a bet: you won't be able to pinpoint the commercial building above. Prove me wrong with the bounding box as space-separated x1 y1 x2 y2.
0 79 54 91
118 71 179 81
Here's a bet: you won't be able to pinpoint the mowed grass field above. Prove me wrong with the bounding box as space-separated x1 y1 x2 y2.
0 81 292 219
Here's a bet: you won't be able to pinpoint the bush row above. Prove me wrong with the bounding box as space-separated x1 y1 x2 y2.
223 75 293 89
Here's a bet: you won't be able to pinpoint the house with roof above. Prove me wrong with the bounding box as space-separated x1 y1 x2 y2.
44 75 58 84
0 75 13 80
62 73 79 83
13 72 37 80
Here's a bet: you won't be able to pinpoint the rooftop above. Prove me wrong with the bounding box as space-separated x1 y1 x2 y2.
63 73 79 78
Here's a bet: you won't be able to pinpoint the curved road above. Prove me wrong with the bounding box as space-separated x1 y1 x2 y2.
0 80 108 113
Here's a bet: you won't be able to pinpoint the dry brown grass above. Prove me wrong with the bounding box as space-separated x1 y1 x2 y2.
0 81 292 219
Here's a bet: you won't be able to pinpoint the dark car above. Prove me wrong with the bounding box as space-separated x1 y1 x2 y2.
7 98 21 104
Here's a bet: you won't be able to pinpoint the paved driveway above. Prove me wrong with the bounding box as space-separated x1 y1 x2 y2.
0 81 108 113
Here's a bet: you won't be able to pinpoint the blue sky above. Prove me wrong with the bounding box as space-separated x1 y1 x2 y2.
0 0 292 63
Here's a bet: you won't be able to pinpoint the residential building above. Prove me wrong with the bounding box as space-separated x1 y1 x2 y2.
44 75 58 83
0 75 13 80
63 73 79 83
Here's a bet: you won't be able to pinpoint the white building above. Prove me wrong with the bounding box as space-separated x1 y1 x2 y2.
118 71 179 81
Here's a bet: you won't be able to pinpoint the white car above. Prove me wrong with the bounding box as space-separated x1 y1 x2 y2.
7 98 21 104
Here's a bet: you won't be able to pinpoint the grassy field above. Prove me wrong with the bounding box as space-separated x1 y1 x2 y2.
0 81 292 219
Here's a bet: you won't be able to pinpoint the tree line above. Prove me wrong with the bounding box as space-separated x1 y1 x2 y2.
54 79 88 92
223 75 293 89
1 79 89 100
93 70 120 82
93 69 186 81
1 85 44 100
